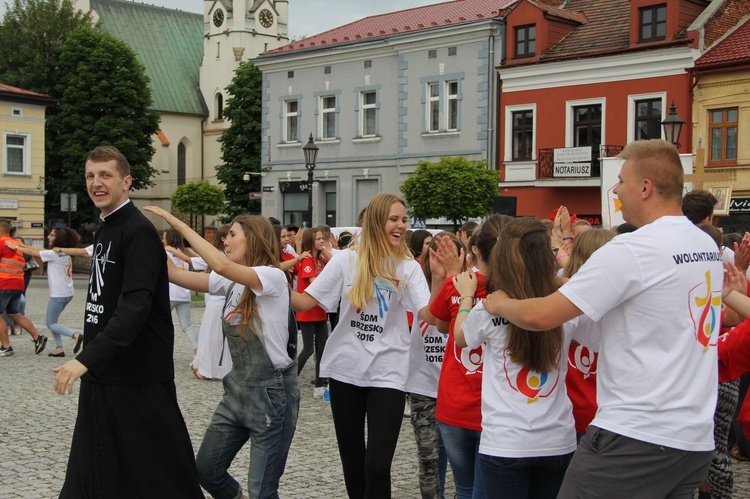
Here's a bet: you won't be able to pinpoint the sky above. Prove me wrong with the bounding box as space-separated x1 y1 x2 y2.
0 1 446 38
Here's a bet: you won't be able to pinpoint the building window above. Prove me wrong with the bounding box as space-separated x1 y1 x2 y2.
361 91 377 137
448 46 457 56
364 60 372 68
324 65 331 74
4 133 30 175
573 104 602 150
427 82 440 132
634 98 662 140
283 99 299 142
428 49 437 59
177 143 186 186
515 25 536 58
446 81 458 131
512 110 534 160
709 108 738 163
215 93 224 120
639 4 666 42
320 95 337 139
287 71 294 78
424 77 462 133
11 107 21 117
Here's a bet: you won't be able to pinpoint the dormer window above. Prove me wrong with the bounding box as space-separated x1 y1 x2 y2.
639 4 666 42
515 25 536 58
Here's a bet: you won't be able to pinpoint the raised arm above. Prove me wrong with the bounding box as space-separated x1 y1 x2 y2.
5 240 42 257
144 206 262 290
451 270 478 348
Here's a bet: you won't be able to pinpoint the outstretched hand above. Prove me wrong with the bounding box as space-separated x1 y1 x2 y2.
144 206 182 228
430 235 465 279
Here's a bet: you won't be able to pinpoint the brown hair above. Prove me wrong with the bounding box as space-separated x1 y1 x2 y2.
87 145 131 178
231 215 280 338
487 217 562 373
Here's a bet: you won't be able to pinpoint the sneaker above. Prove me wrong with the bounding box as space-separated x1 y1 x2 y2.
33 335 48 355
0 346 14 357
313 386 326 399
11 324 21 335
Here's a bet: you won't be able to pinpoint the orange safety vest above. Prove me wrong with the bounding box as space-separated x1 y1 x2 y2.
0 236 26 290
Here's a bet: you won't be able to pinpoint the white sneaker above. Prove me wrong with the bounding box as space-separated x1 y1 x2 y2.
313 386 326 399
11 324 21 335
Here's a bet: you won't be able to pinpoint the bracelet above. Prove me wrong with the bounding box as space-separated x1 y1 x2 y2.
459 295 474 301
562 236 572 241
457 308 472 314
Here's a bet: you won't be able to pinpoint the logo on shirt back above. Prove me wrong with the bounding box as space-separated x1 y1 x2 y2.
688 271 721 352
504 348 560 404
568 344 597 379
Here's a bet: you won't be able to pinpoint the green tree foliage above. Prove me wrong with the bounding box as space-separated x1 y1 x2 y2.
217 61 263 222
46 26 160 226
0 0 92 96
171 180 226 231
401 156 499 229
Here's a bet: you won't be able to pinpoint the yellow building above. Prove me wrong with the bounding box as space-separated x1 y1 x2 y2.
0 84 55 246
691 18 750 233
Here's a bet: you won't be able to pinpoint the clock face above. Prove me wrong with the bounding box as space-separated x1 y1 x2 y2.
259 9 274 28
213 9 224 28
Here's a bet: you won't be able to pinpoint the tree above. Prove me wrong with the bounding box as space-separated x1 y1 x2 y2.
171 180 226 231
401 156 499 230
0 0 93 96
46 26 160 227
216 61 263 222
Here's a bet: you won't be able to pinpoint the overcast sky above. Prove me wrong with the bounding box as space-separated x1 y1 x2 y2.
0 0 445 38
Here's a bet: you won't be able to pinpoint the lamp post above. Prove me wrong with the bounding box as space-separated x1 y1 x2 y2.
302 133 319 228
661 101 686 149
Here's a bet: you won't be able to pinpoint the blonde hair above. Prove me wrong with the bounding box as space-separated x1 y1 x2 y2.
618 139 683 203
564 229 615 278
349 194 410 309
231 215 280 338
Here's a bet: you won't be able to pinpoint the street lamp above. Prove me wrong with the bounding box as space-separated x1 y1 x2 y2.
661 101 686 149
302 133 319 228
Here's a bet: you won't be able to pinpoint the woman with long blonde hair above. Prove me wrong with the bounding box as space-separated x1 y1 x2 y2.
293 193 440 499
145 207 299 499
451 218 599 499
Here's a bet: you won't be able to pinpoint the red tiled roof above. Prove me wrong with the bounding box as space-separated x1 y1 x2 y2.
527 0 588 24
539 0 631 61
695 17 750 67
0 83 52 99
264 0 518 55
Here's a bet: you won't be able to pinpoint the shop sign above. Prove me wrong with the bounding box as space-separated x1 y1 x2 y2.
0 199 18 209
553 147 592 178
730 197 750 214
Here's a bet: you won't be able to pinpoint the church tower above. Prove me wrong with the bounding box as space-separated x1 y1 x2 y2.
201 0 289 174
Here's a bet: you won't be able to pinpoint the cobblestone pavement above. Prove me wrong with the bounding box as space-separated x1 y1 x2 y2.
2 277 750 498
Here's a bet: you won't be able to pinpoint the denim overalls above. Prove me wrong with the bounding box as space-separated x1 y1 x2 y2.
196 289 299 499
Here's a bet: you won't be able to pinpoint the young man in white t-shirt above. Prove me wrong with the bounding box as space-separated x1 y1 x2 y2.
485 140 720 498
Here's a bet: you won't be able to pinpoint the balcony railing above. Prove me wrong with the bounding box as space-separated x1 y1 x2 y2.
537 145 623 180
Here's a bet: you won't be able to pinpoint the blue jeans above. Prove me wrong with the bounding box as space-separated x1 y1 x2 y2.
479 452 574 499
438 422 485 499
171 300 197 349
47 295 76 348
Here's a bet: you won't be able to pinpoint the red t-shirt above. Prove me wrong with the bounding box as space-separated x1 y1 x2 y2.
431 273 487 431
565 342 598 434
295 256 327 322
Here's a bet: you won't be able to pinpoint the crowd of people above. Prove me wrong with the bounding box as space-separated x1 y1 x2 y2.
4 139 750 498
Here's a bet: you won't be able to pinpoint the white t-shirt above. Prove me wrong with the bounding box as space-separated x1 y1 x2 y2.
166 252 191 302
208 267 292 369
191 256 208 271
560 216 721 451
306 249 430 390
39 249 74 298
463 301 600 458
405 318 446 398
